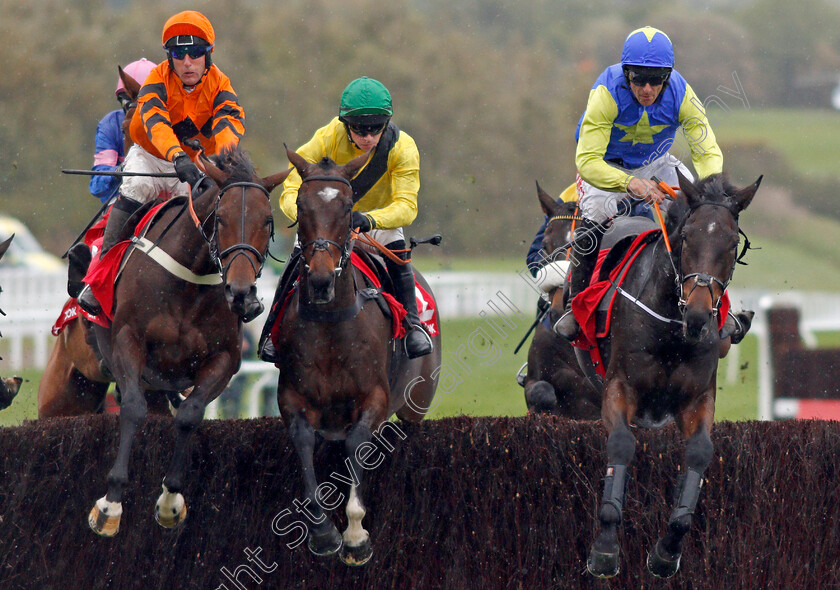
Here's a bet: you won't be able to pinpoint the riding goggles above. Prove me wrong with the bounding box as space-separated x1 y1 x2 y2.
347 122 388 137
627 69 670 87
167 45 211 61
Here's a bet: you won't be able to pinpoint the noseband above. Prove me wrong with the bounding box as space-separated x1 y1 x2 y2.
296 175 355 275
676 201 744 317
205 181 272 281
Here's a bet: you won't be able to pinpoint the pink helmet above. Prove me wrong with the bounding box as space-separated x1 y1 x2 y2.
115 58 156 97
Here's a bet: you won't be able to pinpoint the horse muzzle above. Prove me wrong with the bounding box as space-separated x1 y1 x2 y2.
306 269 336 305
682 306 715 342
225 283 263 322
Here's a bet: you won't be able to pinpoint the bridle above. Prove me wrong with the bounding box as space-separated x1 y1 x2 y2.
201 180 273 282
296 175 355 276
675 200 748 317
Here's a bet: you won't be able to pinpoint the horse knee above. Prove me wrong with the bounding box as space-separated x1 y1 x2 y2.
174 398 204 430
120 397 147 425
525 381 557 414
685 432 713 471
606 428 636 465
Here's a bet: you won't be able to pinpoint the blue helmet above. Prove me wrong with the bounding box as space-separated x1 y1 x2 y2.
620 26 674 69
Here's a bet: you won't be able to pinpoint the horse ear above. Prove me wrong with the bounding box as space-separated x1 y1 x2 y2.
285 144 310 178
200 153 227 185
118 65 141 100
0 235 13 262
676 168 700 206
342 151 370 181
536 181 559 217
261 168 292 193
733 175 762 212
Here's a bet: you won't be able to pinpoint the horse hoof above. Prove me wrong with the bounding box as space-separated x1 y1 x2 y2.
340 539 373 567
647 542 681 579
88 497 122 537
307 525 343 557
155 486 187 529
587 547 620 578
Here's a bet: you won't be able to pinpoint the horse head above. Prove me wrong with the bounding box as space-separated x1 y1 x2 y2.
535 182 579 326
672 170 761 341
117 66 143 154
200 147 287 322
286 146 367 304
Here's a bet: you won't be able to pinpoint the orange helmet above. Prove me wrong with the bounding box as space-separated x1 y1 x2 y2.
161 10 215 48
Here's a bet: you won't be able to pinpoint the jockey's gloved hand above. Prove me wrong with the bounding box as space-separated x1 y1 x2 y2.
174 153 202 188
351 211 375 233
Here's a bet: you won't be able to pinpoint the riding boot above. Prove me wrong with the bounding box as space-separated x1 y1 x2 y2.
720 309 754 345
554 219 604 341
67 242 92 298
386 243 433 359
258 247 302 363
77 197 141 315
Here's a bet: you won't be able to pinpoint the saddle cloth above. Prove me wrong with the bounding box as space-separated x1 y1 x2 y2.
570 229 729 377
82 201 172 321
268 251 440 350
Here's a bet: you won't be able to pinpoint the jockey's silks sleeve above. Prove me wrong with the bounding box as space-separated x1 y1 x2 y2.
575 85 625 191
575 65 723 192
280 118 419 229
130 62 245 162
678 86 723 179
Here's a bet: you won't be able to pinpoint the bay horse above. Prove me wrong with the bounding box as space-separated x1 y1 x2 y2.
584 171 760 579
274 147 442 565
87 145 289 536
522 183 600 418
39 65 148 418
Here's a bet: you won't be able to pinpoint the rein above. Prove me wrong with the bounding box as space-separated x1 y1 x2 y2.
296 175 356 275
191 180 272 280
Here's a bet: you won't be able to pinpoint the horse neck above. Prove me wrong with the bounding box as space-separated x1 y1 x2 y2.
166 189 218 274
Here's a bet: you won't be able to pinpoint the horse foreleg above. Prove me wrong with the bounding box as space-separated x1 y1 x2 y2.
648 398 715 579
339 411 381 567
88 344 147 537
156 366 230 529
588 381 637 579
286 407 342 557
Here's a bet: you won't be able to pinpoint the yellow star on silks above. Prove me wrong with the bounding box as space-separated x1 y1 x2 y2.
615 111 669 145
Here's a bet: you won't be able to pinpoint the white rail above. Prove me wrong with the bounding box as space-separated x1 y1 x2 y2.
4 267 840 422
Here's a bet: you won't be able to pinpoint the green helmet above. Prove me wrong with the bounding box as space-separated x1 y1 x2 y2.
339 77 393 119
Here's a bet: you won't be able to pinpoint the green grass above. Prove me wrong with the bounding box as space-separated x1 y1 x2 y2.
711 108 840 181
1 322 822 428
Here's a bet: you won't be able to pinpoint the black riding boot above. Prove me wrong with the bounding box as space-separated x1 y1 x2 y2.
386 242 433 359
67 242 92 298
720 309 754 345
77 197 141 315
258 247 302 363
555 219 604 341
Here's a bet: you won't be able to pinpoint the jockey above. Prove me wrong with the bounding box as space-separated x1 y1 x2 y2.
260 76 433 361
89 58 156 204
78 10 245 315
554 26 751 344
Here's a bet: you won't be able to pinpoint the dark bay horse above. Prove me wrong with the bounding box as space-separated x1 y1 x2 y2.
39 65 148 418
585 172 761 579
274 147 441 565
87 146 289 536
522 183 600 418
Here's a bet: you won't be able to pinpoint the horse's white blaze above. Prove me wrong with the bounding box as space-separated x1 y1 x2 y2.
318 187 340 202
706 222 716 233
155 484 185 516
96 495 122 517
343 484 369 547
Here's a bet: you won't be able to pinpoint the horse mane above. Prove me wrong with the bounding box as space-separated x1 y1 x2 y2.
665 172 736 231
212 145 257 187
315 156 338 172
